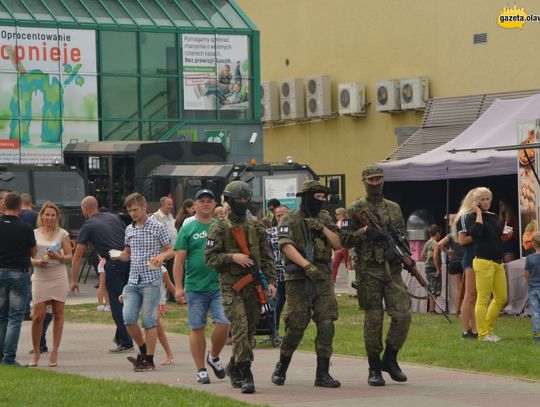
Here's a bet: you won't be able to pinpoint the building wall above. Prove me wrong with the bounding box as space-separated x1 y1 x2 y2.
238 0 540 202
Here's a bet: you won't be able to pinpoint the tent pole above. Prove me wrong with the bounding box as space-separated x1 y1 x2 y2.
445 178 450 314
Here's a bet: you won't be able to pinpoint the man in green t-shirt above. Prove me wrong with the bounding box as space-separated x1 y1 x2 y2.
173 189 230 384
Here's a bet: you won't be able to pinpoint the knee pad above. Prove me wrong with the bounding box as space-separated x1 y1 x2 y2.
318 320 334 345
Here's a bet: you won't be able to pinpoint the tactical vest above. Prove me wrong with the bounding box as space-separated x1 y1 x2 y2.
289 211 332 264
355 197 399 265
220 217 262 275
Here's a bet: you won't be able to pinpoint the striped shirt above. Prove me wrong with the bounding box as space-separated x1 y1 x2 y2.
125 217 171 285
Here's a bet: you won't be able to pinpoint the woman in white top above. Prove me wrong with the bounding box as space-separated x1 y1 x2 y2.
29 202 72 367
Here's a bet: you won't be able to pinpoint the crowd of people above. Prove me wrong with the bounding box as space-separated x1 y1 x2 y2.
1 163 539 396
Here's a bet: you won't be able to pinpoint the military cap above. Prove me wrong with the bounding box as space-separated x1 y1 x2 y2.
223 180 252 199
295 180 331 196
362 164 384 180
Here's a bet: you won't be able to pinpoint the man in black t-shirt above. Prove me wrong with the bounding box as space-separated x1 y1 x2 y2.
71 196 134 353
0 192 37 365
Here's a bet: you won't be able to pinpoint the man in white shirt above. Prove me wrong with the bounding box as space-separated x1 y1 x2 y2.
151 196 178 297
151 197 177 242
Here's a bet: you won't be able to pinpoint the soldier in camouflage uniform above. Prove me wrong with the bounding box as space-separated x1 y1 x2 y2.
341 164 411 387
271 180 341 388
205 181 276 394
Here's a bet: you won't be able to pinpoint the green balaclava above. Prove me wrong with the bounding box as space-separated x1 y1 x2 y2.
362 164 384 201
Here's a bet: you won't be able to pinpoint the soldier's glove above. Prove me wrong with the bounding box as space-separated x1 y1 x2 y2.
364 225 386 242
403 258 416 274
306 218 325 232
303 263 322 280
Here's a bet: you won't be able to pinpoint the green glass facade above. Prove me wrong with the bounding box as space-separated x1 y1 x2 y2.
0 0 260 147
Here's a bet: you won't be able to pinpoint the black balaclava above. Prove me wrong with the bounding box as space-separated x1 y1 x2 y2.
363 179 384 202
229 200 249 218
302 192 324 217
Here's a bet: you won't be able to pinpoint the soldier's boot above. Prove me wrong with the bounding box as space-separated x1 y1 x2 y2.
225 357 242 388
381 347 407 382
271 353 292 385
237 362 255 394
314 357 341 388
367 355 386 386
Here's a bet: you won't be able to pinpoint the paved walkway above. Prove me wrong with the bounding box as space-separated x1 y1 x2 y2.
16 266 539 407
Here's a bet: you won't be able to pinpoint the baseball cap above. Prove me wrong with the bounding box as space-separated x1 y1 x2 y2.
194 189 215 200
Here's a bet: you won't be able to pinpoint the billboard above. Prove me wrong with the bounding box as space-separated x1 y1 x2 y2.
0 26 98 164
182 34 249 112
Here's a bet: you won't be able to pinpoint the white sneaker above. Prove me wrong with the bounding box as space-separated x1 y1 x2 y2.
97 305 105 312
104 306 111 312
480 334 501 342
197 368 210 384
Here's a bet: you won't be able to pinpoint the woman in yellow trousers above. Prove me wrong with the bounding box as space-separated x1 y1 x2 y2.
464 187 508 342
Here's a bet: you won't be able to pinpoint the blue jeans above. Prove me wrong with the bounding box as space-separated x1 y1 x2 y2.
186 290 229 330
122 279 161 329
529 288 540 337
105 261 133 348
0 269 31 364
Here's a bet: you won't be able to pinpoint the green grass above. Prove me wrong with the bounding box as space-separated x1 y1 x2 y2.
64 297 540 380
0 367 256 407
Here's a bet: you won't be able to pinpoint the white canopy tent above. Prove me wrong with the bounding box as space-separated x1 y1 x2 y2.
379 94 540 181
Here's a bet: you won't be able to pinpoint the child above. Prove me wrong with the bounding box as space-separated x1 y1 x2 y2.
157 267 175 364
524 232 540 342
421 224 442 313
96 257 110 312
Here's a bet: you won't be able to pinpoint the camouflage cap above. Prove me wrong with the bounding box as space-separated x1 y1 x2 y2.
362 164 384 180
295 180 331 197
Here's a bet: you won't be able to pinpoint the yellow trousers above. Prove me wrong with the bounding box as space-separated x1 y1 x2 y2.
472 258 507 339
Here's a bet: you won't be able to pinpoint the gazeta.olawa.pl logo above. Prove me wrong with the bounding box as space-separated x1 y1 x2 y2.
497 4 540 29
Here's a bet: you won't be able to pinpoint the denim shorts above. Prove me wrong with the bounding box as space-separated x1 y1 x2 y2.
122 278 161 329
186 290 230 330
462 245 474 270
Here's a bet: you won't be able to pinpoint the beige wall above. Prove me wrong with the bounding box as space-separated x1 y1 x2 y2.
238 0 540 202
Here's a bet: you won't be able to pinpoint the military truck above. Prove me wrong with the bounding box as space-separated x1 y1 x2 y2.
62 140 345 218
0 164 90 236
145 161 343 218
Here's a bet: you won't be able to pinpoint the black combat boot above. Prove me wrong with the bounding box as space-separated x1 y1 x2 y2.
314 357 341 388
271 353 292 385
367 355 385 386
381 347 407 382
237 362 255 394
225 357 242 388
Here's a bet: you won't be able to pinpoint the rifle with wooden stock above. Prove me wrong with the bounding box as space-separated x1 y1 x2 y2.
354 207 452 324
229 225 271 314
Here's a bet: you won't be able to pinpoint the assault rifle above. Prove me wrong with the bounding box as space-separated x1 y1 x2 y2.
355 208 452 324
230 226 271 314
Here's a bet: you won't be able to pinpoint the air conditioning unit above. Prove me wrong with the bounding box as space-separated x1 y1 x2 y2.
306 75 331 117
260 81 279 122
400 77 429 110
376 80 401 112
338 82 366 115
280 78 305 120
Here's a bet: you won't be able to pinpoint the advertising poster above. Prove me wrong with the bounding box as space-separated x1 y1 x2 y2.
263 176 300 213
0 26 98 164
518 120 540 255
182 34 249 111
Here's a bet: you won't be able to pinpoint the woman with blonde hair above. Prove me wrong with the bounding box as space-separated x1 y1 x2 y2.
464 187 508 341
28 202 72 367
451 189 478 339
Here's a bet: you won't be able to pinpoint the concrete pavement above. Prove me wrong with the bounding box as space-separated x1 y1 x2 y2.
16 265 539 406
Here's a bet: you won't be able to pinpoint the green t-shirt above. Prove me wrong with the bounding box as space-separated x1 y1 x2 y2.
174 218 220 292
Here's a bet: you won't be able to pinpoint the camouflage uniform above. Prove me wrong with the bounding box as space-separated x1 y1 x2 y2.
271 180 341 388
341 164 411 386
205 216 275 363
278 209 339 357
204 181 275 393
